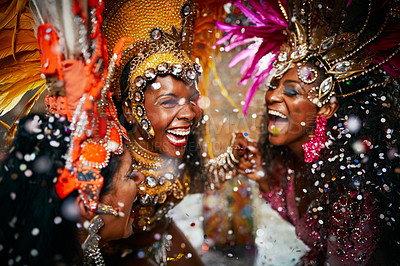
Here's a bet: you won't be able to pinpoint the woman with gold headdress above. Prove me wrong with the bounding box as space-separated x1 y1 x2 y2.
100 0 250 265
0 1 146 265
217 0 400 265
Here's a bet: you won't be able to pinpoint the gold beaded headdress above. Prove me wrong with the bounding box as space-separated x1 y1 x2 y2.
216 0 400 110
272 0 400 107
102 0 202 138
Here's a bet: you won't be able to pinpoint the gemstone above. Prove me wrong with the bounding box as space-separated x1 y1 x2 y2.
146 175 157 187
320 76 333 94
186 69 196 80
321 36 335 51
134 76 145 88
193 63 203 74
290 43 308 60
140 194 151 205
157 62 169 74
141 119 149 130
274 61 291 77
158 175 166 185
134 91 143 102
331 61 350 73
153 194 159 204
136 105 145 117
181 3 191 17
144 68 156 80
150 28 163 40
171 64 183 75
299 66 312 80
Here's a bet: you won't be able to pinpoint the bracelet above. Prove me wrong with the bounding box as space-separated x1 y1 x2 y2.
227 146 239 164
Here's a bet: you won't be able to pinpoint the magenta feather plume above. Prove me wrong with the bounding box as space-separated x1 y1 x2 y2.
215 0 287 114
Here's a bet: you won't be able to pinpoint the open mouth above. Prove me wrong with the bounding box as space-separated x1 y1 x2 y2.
166 127 191 147
268 109 288 136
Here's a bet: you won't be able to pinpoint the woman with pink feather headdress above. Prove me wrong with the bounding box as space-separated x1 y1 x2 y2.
217 0 400 264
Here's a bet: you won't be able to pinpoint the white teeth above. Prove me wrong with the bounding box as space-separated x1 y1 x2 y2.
166 134 187 144
268 110 287 119
167 128 190 136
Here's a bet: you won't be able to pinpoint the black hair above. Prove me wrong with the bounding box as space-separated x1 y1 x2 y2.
259 69 400 263
0 113 123 265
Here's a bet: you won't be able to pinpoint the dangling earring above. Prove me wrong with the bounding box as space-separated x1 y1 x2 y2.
302 116 327 163
82 215 105 265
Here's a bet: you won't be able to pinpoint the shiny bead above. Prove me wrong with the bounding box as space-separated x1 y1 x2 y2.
153 194 159 204
134 76 146 88
171 64 183 75
185 69 196 80
134 90 144 102
158 175 166 185
140 194 151 205
193 63 203 74
150 28 163 40
144 68 156 80
141 119 150 131
157 62 169 74
136 105 145 117
181 3 192 17
146 175 157 188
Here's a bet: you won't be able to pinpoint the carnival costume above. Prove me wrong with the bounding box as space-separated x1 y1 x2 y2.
98 1 249 263
217 0 400 264
0 0 136 265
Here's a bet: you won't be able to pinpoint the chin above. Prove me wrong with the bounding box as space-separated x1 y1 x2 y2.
269 135 285 146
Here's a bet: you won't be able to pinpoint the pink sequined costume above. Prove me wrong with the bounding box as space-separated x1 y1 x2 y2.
261 168 382 265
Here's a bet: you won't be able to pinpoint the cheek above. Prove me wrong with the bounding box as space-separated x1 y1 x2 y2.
193 105 202 122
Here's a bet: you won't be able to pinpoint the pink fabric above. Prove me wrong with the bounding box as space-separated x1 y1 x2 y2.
261 177 380 265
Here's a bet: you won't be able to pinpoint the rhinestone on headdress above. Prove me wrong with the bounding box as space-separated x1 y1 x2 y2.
171 64 183 75
136 105 145 117
157 62 169 74
150 28 163 40
185 69 196 80
144 68 157 80
181 2 192 17
146 175 157 188
134 90 144 103
134 76 146 89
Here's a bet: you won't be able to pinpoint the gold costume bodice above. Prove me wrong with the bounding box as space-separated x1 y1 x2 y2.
127 137 190 232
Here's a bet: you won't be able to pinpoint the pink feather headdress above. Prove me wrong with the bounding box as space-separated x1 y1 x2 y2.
215 0 287 114
216 0 400 114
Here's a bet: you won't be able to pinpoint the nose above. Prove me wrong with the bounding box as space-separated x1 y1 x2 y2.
177 101 197 122
265 86 282 104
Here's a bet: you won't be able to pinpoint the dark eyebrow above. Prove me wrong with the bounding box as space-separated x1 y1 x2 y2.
156 93 178 99
284 79 306 93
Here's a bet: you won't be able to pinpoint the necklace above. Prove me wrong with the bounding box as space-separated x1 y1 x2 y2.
127 136 164 169
127 136 191 231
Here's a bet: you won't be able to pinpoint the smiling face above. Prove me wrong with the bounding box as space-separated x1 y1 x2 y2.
126 75 202 158
265 66 318 151
98 148 144 243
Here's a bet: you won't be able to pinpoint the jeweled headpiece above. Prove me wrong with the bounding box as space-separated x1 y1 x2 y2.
216 0 400 111
102 0 202 138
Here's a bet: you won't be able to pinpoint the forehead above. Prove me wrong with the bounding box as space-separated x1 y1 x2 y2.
145 75 195 96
